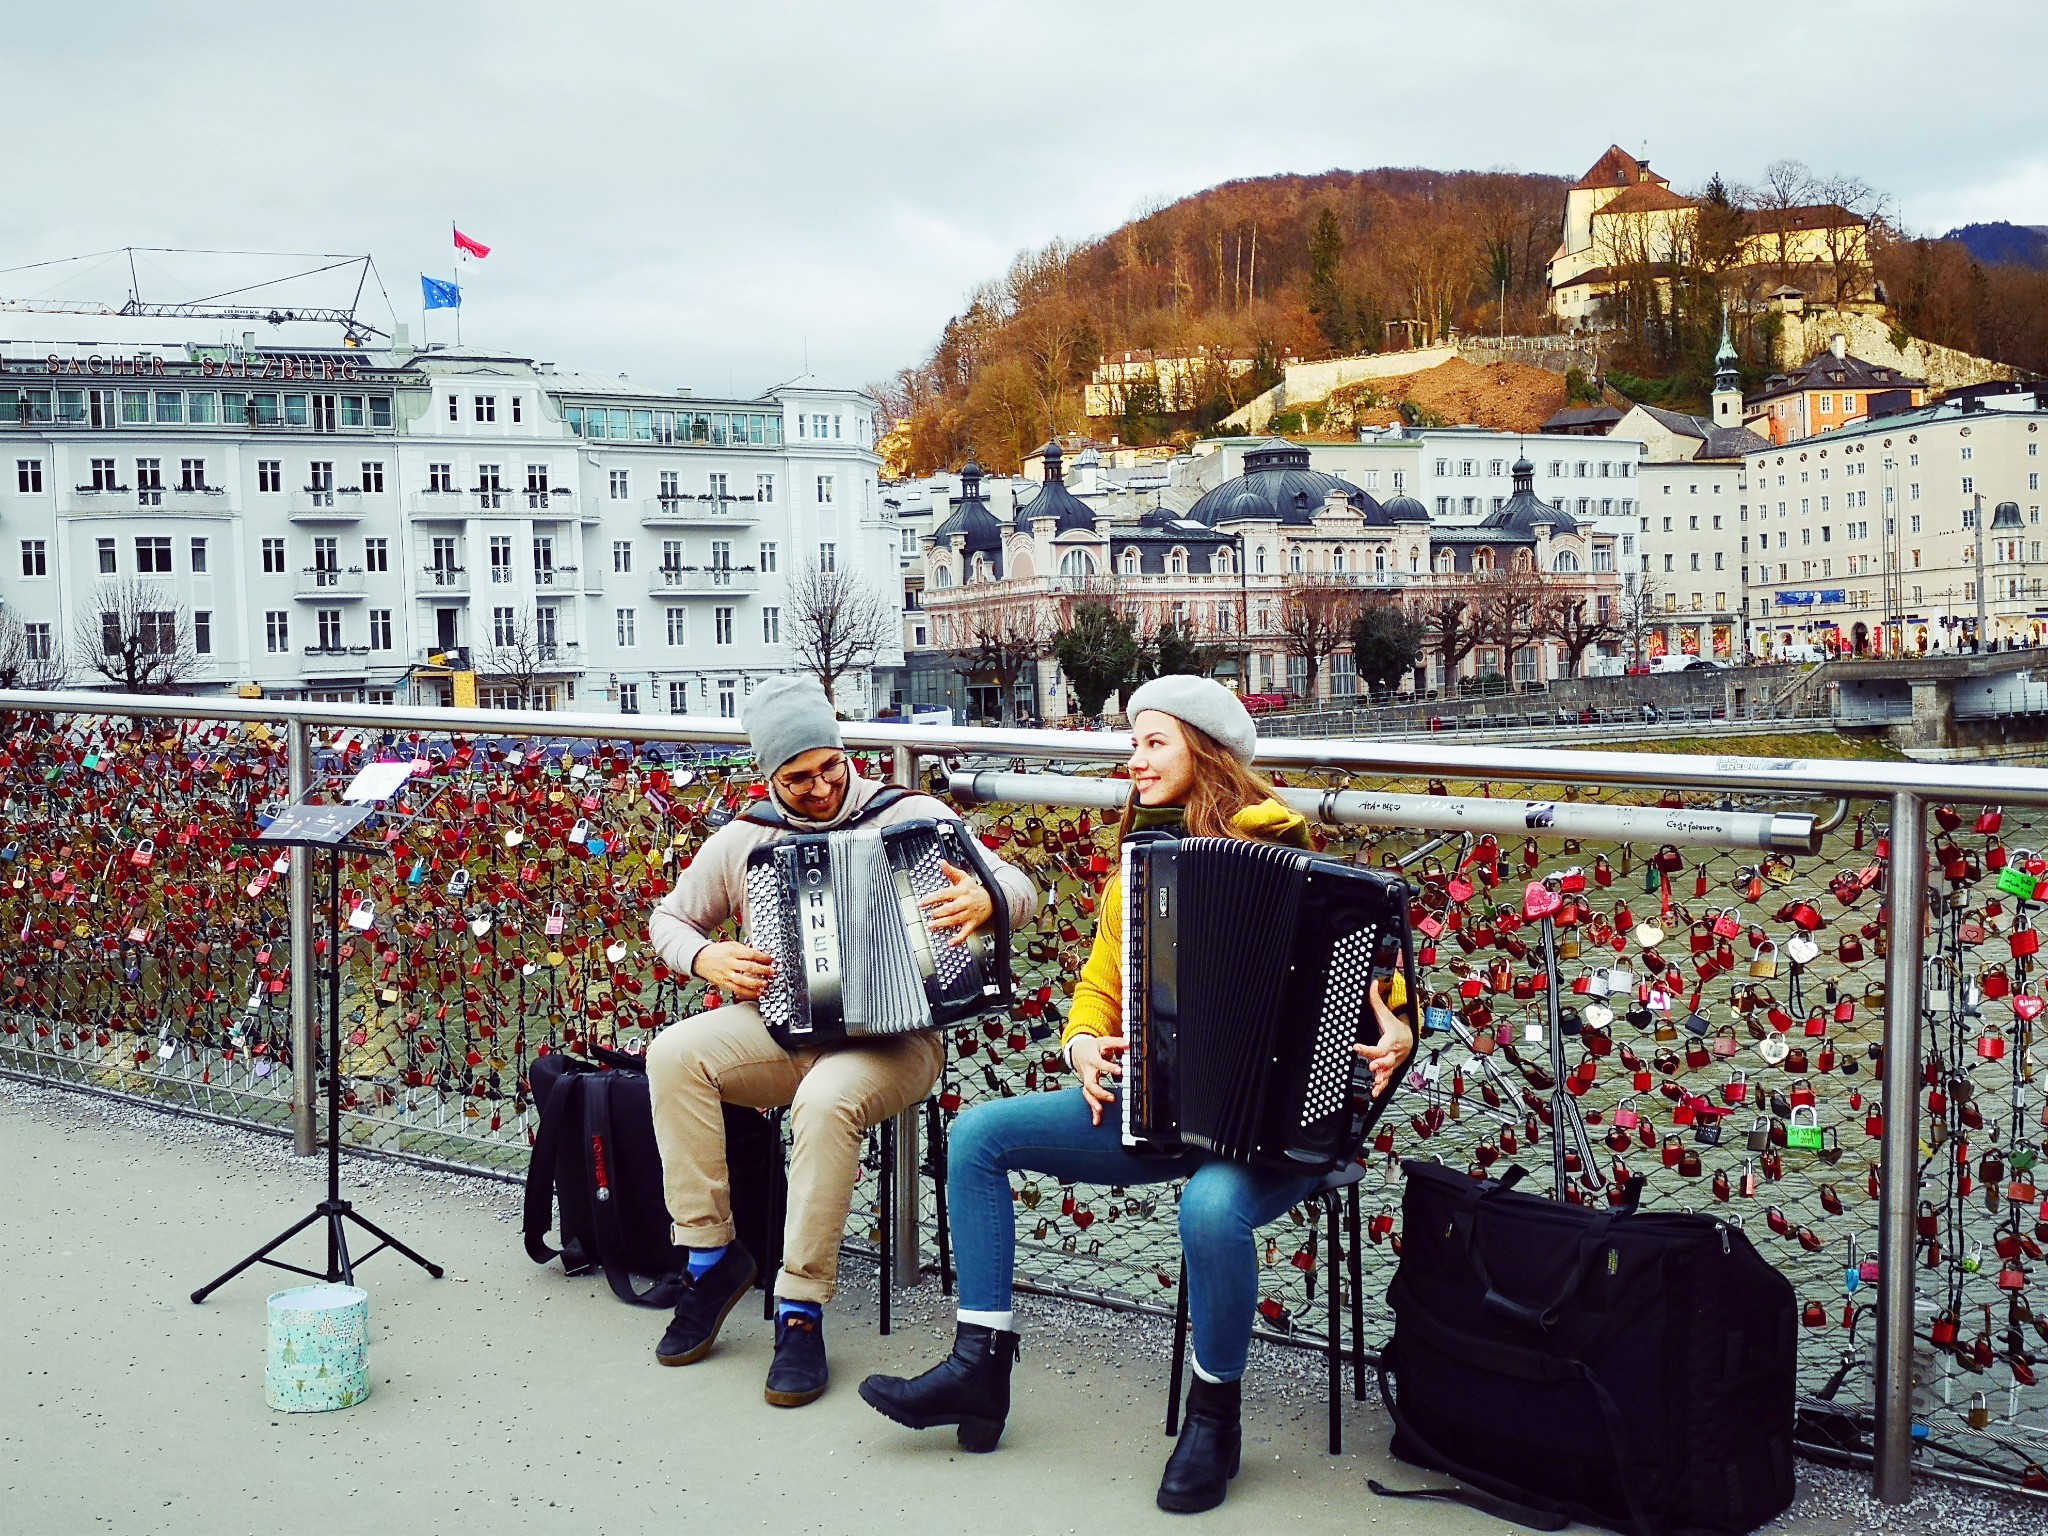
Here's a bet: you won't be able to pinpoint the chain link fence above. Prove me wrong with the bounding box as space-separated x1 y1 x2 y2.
0 698 2044 1496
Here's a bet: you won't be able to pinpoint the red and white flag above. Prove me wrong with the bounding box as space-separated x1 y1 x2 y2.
453 227 491 260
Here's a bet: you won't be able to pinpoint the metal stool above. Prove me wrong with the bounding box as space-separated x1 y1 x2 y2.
1165 1161 1369 1454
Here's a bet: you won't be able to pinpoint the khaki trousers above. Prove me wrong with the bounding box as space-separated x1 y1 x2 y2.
644 1003 943 1305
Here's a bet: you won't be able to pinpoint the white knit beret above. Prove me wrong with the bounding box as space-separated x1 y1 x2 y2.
1124 675 1258 763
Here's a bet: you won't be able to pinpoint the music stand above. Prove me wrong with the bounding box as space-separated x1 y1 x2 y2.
191 796 443 1301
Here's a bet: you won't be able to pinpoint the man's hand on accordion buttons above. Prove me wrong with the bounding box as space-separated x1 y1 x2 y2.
1355 984 1416 1098
1072 1034 1126 1125
694 941 776 1002
917 860 994 945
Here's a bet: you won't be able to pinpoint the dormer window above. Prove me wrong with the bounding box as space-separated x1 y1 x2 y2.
1121 547 1140 575
1168 547 1187 576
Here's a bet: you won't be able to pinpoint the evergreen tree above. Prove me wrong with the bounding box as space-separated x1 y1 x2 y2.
1052 599 1139 717
1350 603 1426 693
1307 207 1350 352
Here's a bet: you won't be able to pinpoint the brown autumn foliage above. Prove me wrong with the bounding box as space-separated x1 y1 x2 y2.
875 168 1566 475
1874 232 2048 380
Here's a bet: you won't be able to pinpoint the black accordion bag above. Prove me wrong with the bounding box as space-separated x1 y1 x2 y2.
1375 1160 1796 1536
523 1046 776 1308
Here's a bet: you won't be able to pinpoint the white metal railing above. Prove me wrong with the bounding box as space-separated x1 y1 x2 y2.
3 687 2044 1505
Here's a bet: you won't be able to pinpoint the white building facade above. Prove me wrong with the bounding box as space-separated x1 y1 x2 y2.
0 340 898 716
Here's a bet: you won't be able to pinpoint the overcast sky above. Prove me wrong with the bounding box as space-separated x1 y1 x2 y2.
2 1 2040 399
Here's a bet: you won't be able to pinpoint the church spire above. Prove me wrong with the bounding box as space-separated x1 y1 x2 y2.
1712 316 1742 429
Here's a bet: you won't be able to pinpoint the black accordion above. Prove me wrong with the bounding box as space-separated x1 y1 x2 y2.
1120 835 1414 1174
744 818 1012 1049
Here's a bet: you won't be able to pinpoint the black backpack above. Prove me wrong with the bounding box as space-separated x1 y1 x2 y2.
1372 1160 1797 1536
523 1044 777 1307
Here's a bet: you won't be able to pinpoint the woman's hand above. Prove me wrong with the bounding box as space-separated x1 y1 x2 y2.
1355 983 1416 1098
918 860 995 945
1071 1034 1126 1126
693 941 776 1001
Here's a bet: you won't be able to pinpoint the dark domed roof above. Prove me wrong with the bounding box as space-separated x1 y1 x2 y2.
1016 440 1096 533
1185 439 1386 527
1993 500 2025 530
1382 494 1429 521
1477 456 1577 536
930 459 1004 557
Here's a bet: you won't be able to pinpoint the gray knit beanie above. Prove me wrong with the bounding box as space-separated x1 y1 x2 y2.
743 676 843 774
1124 675 1258 763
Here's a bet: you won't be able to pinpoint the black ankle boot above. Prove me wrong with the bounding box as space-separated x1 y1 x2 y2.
1157 1375 1241 1514
858 1322 1021 1452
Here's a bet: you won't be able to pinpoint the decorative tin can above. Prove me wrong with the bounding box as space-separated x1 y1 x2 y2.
264 1284 370 1412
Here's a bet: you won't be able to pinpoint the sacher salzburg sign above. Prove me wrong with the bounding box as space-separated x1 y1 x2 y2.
0 352 367 382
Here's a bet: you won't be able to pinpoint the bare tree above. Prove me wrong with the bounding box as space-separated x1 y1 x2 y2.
1275 575 1363 704
1616 576 1665 670
1472 563 1550 669
1410 584 1482 692
0 609 65 690
939 592 1051 724
1812 171 1890 306
474 608 556 709
786 561 895 708
1538 584 1620 678
71 579 199 694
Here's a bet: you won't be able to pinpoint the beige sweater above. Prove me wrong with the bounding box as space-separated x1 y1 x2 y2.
647 773 1041 982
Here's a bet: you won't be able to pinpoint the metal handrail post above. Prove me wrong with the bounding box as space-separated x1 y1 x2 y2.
286 717 317 1157
888 742 923 1287
1875 790 1926 1502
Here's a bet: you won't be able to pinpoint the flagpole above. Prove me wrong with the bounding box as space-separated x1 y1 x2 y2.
451 219 462 348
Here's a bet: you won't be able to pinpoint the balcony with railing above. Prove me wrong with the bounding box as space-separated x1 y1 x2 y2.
419 565 469 597
647 566 759 598
289 488 363 523
292 567 367 600
639 494 762 528
407 491 473 520
299 643 373 672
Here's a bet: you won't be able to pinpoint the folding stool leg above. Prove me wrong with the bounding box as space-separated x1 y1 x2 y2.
1165 1258 1190 1437
1325 1193 1343 1455
878 1118 893 1336
764 1109 788 1321
1347 1183 1366 1401
926 1098 953 1296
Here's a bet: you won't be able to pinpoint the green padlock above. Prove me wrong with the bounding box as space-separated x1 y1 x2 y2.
2015 1145 2039 1175
1644 859 1661 895
1997 864 2042 900
1786 1104 1826 1151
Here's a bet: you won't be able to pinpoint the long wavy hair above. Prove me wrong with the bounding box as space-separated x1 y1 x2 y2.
1118 717 1276 842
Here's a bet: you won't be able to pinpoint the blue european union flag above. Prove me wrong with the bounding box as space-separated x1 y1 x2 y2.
421 276 462 310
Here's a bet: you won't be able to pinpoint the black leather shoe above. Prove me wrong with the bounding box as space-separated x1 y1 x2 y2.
764 1310 829 1407
654 1243 759 1366
859 1323 1021 1452
1157 1376 1241 1514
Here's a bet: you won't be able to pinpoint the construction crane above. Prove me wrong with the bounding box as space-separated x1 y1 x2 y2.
0 248 392 345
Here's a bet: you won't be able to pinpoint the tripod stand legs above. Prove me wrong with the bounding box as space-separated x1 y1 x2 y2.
190 1198 444 1304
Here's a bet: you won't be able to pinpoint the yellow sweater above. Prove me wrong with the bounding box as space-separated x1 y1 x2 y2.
1061 799 1312 1054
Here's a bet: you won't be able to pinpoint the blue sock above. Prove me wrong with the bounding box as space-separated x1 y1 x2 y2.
777 1298 823 1322
686 1244 728 1280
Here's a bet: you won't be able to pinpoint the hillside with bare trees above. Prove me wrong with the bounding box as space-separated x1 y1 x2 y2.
876 160 2048 477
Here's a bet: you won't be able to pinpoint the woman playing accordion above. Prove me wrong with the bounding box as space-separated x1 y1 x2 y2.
861 676 1414 1513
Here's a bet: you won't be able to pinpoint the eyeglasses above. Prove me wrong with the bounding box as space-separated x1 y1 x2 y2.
776 754 849 797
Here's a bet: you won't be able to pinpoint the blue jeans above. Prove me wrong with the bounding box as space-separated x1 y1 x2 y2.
947 1086 1318 1381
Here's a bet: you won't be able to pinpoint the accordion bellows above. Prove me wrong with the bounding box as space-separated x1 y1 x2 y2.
745 819 1011 1048
1120 835 1414 1173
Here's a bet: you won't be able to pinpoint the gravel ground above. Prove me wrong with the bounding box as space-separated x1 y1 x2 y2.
6 1073 2047 1536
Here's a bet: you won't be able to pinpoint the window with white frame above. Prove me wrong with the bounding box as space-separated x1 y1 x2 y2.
818 542 836 571
757 473 775 503
492 606 517 646
816 474 835 505
261 538 286 574
20 539 46 577
265 611 289 653
369 609 392 650
360 460 385 493
317 610 344 650
609 469 630 499
666 607 688 646
474 395 497 422
616 607 637 646
618 682 639 714
363 537 387 573
613 539 634 573
758 541 778 572
762 606 781 644
15 459 42 493
714 607 734 645
669 680 690 713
